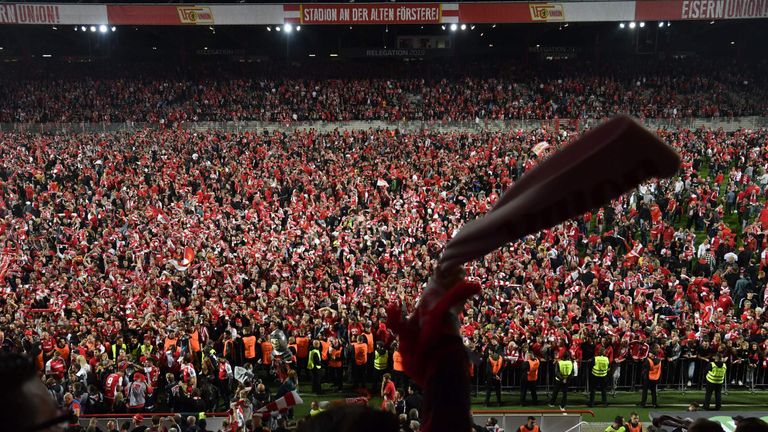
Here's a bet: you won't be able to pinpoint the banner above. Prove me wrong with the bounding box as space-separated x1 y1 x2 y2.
0 2 765 26
299 4 442 24
635 0 768 20
0 3 106 25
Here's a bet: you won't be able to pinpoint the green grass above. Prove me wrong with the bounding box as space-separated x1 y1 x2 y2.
292 384 766 422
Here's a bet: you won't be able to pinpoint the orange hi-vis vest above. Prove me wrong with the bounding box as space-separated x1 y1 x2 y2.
163 337 178 351
393 351 404 372
320 340 330 361
527 358 540 381
260 341 273 364
296 337 309 359
354 343 368 366
490 356 503 375
521 425 540 432
243 336 257 359
627 422 643 432
329 347 342 368
364 333 374 354
189 330 201 353
648 358 661 381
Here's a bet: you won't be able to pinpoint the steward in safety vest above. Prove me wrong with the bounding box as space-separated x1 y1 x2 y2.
242 331 257 363
374 343 389 371
626 412 642 432
549 351 572 409
640 347 661 408
485 352 503 406
308 340 323 395
521 351 540 406
704 354 727 411
328 338 344 391
604 416 626 432
517 416 540 432
589 347 610 407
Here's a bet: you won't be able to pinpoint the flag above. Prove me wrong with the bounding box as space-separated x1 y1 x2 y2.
532 141 550 156
376 178 388 188
168 247 195 272
254 390 303 418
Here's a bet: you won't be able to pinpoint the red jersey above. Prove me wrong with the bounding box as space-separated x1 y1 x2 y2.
104 373 123 399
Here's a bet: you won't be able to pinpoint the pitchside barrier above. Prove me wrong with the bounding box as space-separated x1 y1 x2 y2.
1 116 766 134
471 410 594 432
469 359 768 396
76 410 593 432
79 413 230 431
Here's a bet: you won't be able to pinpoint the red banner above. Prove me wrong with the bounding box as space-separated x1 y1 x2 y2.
299 4 441 24
458 2 534 23
635 0 768 20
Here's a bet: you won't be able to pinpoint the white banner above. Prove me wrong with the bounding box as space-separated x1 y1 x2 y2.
0 3 107 25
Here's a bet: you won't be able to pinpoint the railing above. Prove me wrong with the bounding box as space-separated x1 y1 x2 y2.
470 410 592 432
470 358 768 397
1 116 766 134
78 412 230 431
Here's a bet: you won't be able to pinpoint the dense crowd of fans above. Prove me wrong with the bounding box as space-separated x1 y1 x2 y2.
0 60 766 123
0 118 768 432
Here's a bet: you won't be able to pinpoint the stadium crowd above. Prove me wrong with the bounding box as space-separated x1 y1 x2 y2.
1 122 768 431
0 60 766 123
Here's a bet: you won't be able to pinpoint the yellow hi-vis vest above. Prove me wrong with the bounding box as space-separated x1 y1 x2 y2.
592 356 609 377
307 349 322 370
558 360 573 381
706 362 726 384
374 350 389 371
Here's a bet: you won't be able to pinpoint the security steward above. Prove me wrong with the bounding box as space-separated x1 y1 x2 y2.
485 351 503 406
589 347 610 407
704 353 727 411
520 351 540 406
549 351 573 410
640 347 661 408
308 340 323 395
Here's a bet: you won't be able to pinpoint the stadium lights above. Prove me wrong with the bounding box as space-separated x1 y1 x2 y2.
99 25 108 33
267 26 271 31
308 54 316 57
628 22 636 29
81 26 87 31
329 53 338 57
111 26 116 32
276 26 282 32
441 25 446 30
74 26 78 31
42 54 52 58
710 20 715 24
52 26 58 30
450 23 458 31
658 21 664 27
667 21 671 26
639 21 645 27
731 41 735 45
492 24 496 28
470 25 475 30
284 23 293 33
460 24 467 30
480 32 484 37
619 23 625 29
296 26 301 31
90 26 96 32
488 44 493 47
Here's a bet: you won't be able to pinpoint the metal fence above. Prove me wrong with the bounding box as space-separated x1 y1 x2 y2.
470 359 768 397
1 116 766 135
